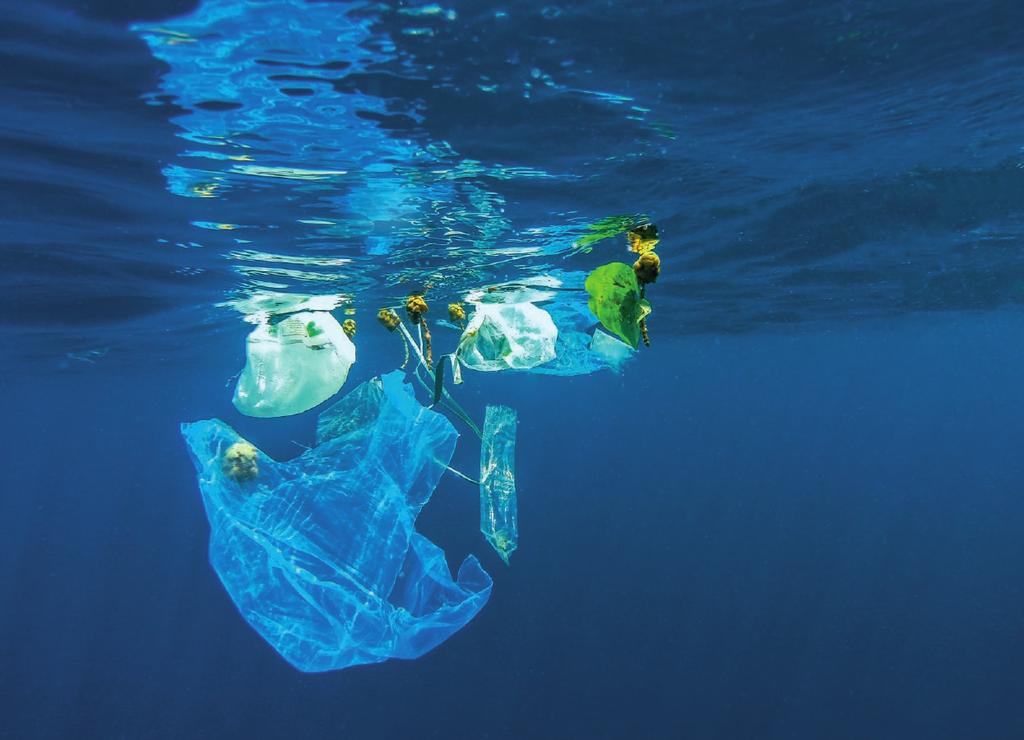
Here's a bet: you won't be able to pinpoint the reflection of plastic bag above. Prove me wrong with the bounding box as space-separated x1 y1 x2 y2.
181 372 492 673
233 310 355 418
464 275 561 306
480 405 518 564
458 302 557 372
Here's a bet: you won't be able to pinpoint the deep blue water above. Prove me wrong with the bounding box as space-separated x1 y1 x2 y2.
3 0 1024 738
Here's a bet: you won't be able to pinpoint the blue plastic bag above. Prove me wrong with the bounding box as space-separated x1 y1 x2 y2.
181 372 491 672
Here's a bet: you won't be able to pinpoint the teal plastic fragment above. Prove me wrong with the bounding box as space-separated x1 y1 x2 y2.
181 371 492 672
479 405 518 564
531 301 635 376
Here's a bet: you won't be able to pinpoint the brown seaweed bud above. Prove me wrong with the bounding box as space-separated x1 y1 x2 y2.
377 308 401 331
633 251 661 285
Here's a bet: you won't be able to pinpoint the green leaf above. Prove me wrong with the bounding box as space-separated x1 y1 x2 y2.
584 262 651 349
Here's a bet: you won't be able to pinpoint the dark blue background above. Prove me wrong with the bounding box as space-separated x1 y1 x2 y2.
3 0 1024 737
3 314 1024 739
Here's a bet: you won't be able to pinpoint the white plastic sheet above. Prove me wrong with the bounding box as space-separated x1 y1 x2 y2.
233 310 355 417
457 302 558 372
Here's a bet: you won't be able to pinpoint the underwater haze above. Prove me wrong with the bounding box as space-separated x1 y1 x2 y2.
3 0 1024 737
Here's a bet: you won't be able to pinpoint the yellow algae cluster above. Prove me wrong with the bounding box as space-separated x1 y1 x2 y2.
448 302 466 324
222 441 259 483
405 294 429 322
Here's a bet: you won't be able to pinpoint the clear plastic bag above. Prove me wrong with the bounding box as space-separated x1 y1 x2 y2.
233 310 355 418
458 302 558 372
183 372 492 672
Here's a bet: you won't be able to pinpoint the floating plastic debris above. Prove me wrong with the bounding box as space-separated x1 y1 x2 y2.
479 405 518 564
590 329 634 371
233 310 355 417
182 372 492 672
531 302 634 376
458 303 558 372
